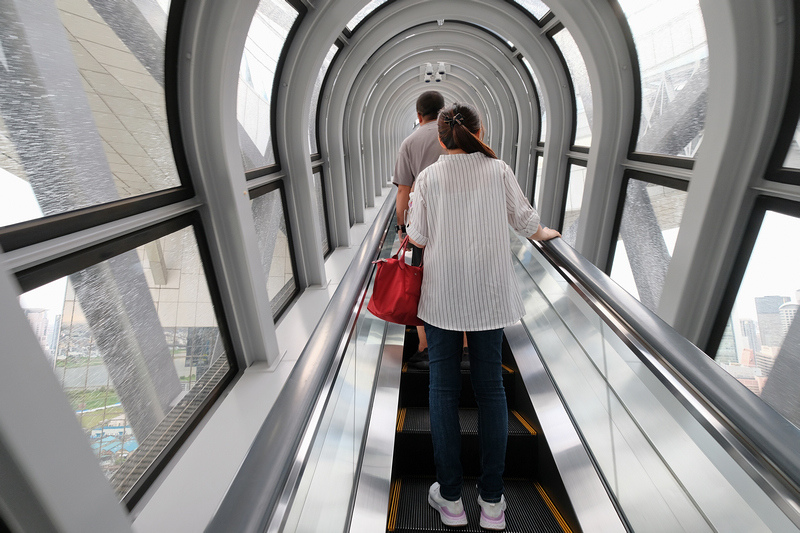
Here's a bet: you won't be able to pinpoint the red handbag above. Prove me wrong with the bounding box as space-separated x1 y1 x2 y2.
367 236 424 326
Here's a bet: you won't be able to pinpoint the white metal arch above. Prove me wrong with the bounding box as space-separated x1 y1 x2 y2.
341 25 545 220
319 0 575 243
659 0 796 345
353 31 532 191
544 0 636 265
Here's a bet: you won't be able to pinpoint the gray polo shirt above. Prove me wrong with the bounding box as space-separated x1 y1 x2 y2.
392 121 445 187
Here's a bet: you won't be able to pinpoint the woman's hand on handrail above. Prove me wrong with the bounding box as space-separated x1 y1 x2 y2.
529 224 561 241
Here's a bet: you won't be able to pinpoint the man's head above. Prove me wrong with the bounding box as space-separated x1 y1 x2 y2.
416 91 445 122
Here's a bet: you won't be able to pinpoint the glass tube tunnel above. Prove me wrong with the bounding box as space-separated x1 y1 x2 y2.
1 0 800 531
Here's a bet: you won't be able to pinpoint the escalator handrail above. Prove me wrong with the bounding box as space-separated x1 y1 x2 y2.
206 191 397 533
536 237 800 492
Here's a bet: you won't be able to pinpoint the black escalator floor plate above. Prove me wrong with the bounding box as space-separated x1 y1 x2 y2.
390 476 566 533
400 408 533 437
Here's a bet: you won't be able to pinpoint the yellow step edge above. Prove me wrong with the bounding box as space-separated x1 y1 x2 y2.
387 478 401 531
502 364 515 373
511 410 537 435
396 408 406 432
535 482 572 533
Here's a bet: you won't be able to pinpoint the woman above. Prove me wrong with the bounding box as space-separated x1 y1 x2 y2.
406 103 560 530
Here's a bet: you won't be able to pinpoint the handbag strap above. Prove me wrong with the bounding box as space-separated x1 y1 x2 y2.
395 235 410 264
398 235 423 265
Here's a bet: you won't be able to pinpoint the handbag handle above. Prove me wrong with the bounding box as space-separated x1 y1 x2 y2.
395 235 423 267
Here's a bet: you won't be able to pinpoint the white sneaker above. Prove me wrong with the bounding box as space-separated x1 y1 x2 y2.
477 494 506 530
428 482 468 527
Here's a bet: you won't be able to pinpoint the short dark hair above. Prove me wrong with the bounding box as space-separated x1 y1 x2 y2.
416 91 445 120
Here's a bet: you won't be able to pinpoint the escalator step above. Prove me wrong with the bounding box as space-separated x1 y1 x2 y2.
388 477 569 532
399 370 517 409
398 408 535 437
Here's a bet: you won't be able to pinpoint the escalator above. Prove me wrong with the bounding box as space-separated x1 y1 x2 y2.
207 202 800 532
387 330 568 532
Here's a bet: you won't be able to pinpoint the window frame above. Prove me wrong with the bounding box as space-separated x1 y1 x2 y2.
612 0 703 169
558 157 588 234
0 0 197 253
312 163 333 258
242 0 307 179
248 178 301 321
516 54 544 146
605 169 689 274
706 196 800 358
15 211 239 509
546 23 579 150
310 42 344 158
763 8 800 186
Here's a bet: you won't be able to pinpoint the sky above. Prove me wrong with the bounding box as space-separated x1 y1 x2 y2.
2 169 68 318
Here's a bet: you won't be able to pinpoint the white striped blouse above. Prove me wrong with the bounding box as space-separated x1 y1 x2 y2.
406 152 541 331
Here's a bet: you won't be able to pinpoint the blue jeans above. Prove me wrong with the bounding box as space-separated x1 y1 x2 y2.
424 323 507 503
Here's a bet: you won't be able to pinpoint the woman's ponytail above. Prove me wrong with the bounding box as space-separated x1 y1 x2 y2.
437 104 497 159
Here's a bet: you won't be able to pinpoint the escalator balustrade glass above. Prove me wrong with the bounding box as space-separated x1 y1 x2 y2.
510 231 800 532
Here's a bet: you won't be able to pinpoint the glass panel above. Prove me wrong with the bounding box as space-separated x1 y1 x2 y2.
238 0 299 171
514 0 551 19
309 45 338 155
19 226 230 500
0 0 179 229
282 228 397 532
783 117 800 168
534 153 544 209
510 232 797 532
562 164 586 247
314 168 331 256
251 186 298 318
610 178 687 312
553 29 593 147
617 0 709 157
521 57 546 143
346 0 389 31
715 211 800 430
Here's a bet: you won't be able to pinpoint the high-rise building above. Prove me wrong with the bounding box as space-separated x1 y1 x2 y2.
740 318 761 354
780 302 798 336
756 295 790 349
716 317 738 364
24 308 49 354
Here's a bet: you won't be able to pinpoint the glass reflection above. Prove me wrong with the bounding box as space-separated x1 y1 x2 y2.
552 29 593 147
346 0 389 31
617 0 709 157
0 0 178 228
783 118 800 168
562 164 586 247
238 0 299 171
514 0 551 20
716 211 800 430
521 57 546 143
610 178 687 312
313 169 331 256
309 45 338 154
251 185 298 319
19 225 229 500
534 153 544 209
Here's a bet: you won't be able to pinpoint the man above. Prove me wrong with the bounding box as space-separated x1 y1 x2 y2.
393 90 445 362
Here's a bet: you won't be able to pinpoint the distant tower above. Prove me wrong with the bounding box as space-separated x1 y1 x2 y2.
740 318 760 354
24 308 49 353
716 317 738 364
756 295 790 348
780 302 798 336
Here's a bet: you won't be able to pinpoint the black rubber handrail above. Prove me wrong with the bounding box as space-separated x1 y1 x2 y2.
536 237 800 492
206 191 396 533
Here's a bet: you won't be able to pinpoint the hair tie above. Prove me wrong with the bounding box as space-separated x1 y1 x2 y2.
443 112 464 127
